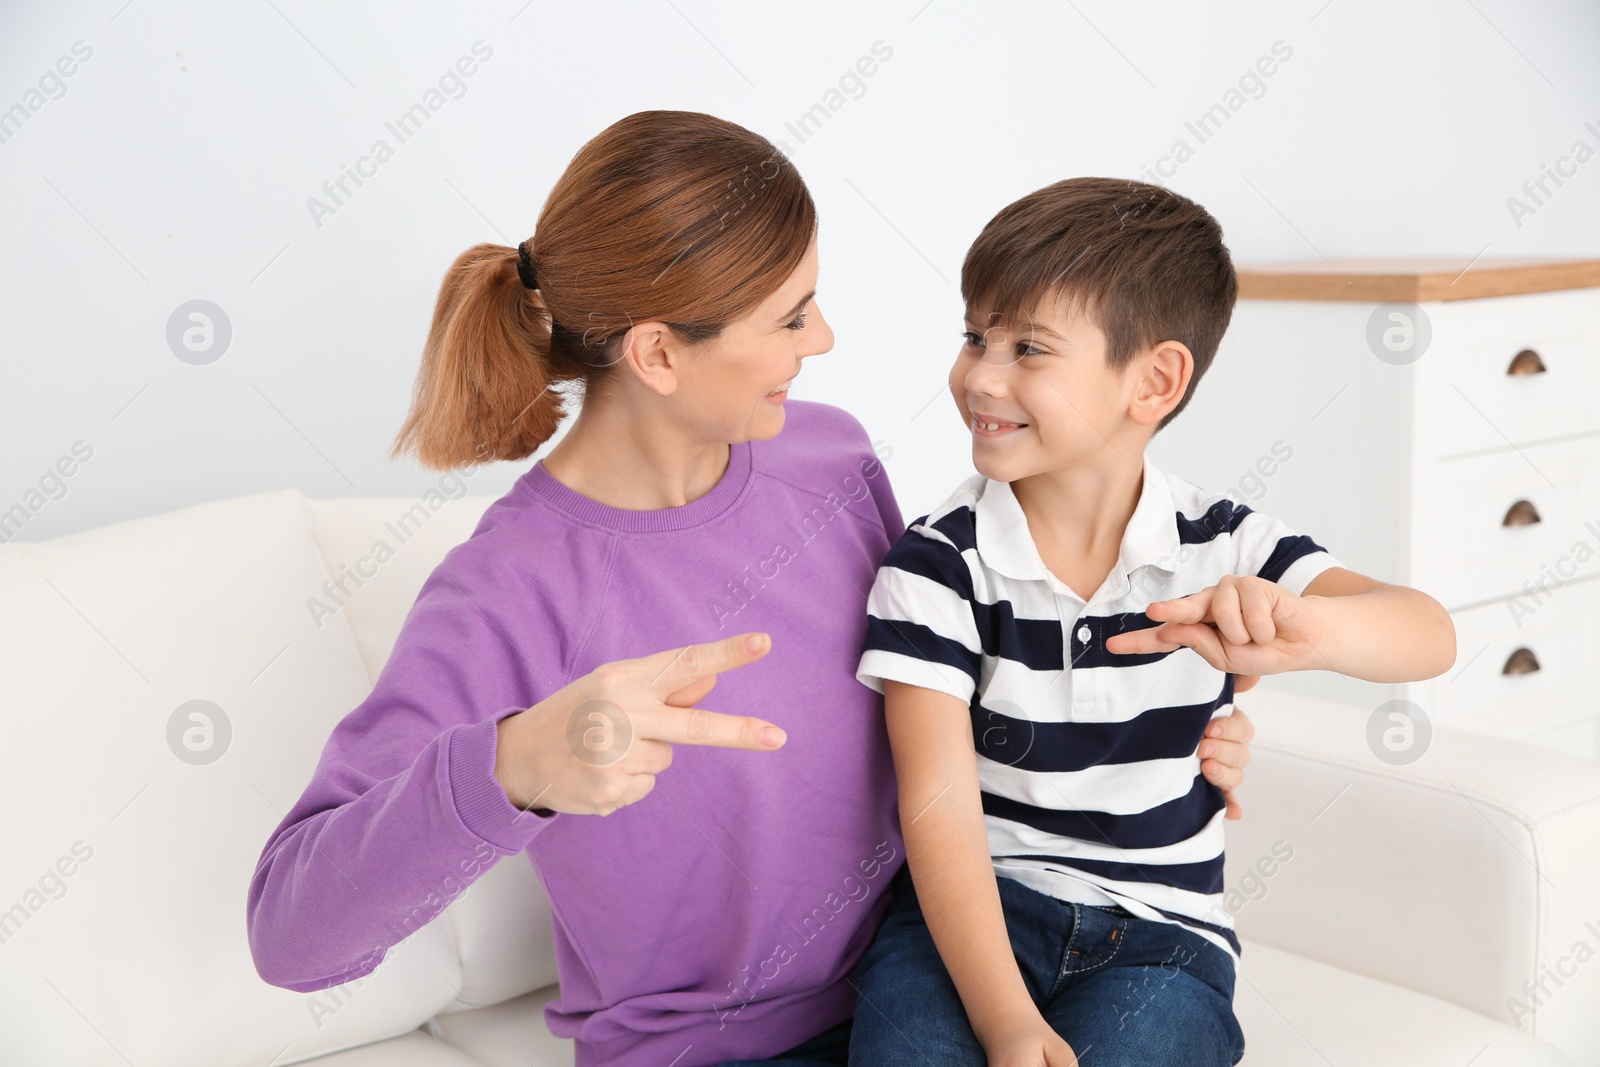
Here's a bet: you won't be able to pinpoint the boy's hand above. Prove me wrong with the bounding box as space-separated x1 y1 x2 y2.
1106 575 1325 676
979 1008 1080 1067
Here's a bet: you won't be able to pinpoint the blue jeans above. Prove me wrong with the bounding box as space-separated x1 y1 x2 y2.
847 864 1245 1065
713 1015 852 1066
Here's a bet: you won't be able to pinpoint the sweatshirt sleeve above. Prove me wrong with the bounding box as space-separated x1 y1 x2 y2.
861 445 904 545
246 540 561 992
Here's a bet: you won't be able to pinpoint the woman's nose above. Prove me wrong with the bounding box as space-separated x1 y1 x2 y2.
802 302 835 357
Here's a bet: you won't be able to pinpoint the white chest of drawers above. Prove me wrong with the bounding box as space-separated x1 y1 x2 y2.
1149 258 1600 761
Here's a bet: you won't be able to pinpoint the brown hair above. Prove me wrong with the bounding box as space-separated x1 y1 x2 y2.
390 110 817 470
960 177 1236 432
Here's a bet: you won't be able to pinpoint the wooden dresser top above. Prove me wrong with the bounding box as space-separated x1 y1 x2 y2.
1236 257 1600 302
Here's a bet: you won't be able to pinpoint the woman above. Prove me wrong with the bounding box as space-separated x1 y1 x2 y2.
246 109 1258 1067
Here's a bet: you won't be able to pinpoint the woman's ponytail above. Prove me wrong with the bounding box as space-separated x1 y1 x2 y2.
389 243 573 470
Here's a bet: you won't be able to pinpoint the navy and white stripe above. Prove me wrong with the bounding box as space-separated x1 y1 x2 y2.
856 454 1340 964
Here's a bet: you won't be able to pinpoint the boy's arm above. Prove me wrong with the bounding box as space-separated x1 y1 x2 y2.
1298 567 1457 682
857 522 1073 1055
1237 510 1454 682
1116 566 1455 682
883 678 1042 1048
1110 504 1454 683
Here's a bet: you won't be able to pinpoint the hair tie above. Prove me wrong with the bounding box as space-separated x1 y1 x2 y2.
516 240 539 290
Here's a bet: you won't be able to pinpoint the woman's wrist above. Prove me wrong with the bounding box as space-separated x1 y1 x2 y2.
493 712 538 809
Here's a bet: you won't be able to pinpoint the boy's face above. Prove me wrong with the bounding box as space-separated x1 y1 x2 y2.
948 291 1145 483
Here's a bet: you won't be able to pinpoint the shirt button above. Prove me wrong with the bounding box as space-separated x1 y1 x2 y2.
1076 625 1092 644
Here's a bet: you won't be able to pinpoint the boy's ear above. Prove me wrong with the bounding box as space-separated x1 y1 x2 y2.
1129 340 1194 427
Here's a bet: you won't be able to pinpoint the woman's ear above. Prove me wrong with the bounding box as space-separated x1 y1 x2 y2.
1129 339 1194 427
616 320 685 397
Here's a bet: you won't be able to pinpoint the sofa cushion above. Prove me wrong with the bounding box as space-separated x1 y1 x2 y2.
304 1026 495 1066
435 850 559 1014
431 985 572 1067
1226 687 1600 1060
302 492 494 686
1236 940 1572 1065
427 942 1571 1067
0 490 463 1066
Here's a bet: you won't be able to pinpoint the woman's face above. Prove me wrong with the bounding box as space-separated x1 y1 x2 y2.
666 235 833 443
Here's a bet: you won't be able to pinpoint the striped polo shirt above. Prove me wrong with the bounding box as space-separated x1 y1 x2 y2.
855 452 1340 964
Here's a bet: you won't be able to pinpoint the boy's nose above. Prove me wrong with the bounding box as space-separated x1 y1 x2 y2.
964 352 1012 395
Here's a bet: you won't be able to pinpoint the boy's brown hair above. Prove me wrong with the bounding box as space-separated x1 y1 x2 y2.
960 177 1237 433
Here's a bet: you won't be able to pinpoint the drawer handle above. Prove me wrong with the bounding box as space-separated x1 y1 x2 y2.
1507 349 1546 376
1502 647 1541 675
1502 499 1542 526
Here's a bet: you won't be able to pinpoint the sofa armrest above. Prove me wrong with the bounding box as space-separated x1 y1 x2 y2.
1224 687 1600 1064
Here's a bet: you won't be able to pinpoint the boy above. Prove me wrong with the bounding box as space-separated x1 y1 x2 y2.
849 178 1454 1066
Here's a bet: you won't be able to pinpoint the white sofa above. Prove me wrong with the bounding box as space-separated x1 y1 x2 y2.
2 487 1597 1066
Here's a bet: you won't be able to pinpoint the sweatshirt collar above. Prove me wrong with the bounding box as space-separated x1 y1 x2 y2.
523 440 754 533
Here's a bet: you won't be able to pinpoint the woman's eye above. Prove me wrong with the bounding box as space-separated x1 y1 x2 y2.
787 312 808 331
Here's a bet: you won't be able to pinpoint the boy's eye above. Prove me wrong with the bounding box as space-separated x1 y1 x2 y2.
960 330 1041 357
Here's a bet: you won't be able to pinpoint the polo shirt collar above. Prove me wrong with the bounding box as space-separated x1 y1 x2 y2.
974 453 1181 590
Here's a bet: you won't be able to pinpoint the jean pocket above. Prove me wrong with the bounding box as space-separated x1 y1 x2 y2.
1059 908 1129 978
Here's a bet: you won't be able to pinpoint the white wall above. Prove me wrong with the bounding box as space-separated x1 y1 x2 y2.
2 0 1598 540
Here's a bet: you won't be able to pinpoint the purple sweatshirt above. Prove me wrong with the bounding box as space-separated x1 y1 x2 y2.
247 400 906 1067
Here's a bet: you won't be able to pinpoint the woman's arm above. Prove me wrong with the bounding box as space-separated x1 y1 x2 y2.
246 567 563 991
884 679 1064 1053
248 568 782 993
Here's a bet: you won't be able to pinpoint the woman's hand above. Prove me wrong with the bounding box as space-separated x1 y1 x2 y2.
979 1007 1080 1067
1200 679 1257 820
493 631 786 816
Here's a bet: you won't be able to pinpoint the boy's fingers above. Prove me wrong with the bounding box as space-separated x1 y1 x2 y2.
1137 621 1227 668
1149 589 1212 624
1044 1042 1080 1067
1213 585 1255 647
636 705 786 750
1239 584 1280 645
1110 621 1224 663
1105 627 1184 656
641 632 770 697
